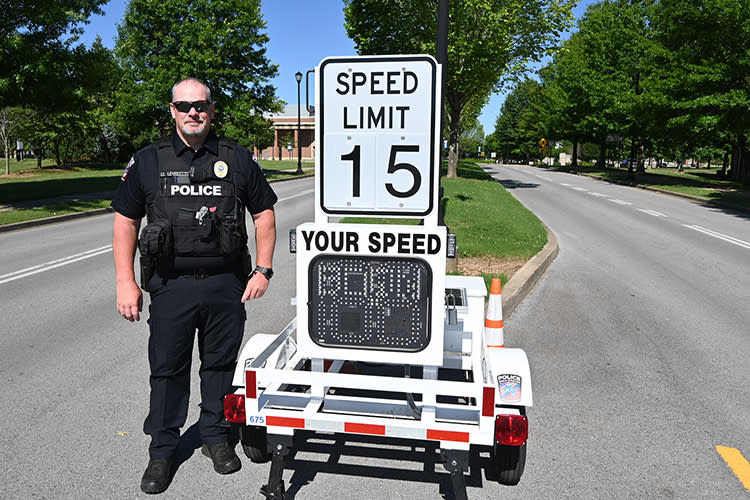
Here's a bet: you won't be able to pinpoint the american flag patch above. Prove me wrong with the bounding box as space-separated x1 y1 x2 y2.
121 157 135 181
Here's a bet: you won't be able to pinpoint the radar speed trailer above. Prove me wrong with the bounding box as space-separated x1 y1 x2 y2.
223 55 533 499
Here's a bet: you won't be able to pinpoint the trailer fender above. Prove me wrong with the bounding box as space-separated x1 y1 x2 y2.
486 347 533 407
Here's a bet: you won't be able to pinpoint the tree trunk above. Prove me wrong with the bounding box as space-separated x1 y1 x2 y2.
571 139 579 167
446 105 461 178
739 134 749 186
598 136 607 168
628 137 636 179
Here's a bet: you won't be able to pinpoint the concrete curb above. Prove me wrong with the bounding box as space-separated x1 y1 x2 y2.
502 223 559 318
0 207 116 233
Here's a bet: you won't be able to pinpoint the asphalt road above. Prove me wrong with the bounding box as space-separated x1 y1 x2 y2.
1 169 749 499
489 164 750 499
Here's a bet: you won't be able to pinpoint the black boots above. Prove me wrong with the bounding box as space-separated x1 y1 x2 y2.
140 457 174 494
201 441 242 474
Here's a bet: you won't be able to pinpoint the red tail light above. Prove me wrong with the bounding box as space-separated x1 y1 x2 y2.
224 394 246 423
495 414 528 446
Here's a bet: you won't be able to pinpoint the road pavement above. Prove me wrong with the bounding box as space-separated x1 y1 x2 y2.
2 168 749 499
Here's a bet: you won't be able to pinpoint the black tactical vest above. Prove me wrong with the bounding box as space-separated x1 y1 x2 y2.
147 136 248 259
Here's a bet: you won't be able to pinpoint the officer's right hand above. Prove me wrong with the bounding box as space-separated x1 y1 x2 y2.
117 280 143 322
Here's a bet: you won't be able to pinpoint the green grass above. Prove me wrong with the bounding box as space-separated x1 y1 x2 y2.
0 158 314 203
443 161 547 260
0 157 314 226
545 164 750 209
0 199 113 225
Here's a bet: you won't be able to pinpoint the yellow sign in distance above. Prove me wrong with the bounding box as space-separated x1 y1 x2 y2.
538 138 547 148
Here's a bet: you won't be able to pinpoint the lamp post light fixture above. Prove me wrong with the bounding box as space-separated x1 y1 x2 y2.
295 71 303 174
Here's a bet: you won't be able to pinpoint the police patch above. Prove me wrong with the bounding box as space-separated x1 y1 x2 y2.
121 157 135 181
497 374 522 402
213 160 229 178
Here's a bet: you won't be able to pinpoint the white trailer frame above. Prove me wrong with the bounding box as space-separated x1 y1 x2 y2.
224 55 533 499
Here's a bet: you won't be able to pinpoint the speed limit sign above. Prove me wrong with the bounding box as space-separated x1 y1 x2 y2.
317 55 440 217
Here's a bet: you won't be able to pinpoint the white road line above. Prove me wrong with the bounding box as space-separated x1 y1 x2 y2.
609 199 632 206
572 187 587 192
588 192 608 197
278 188 314 202
682 225 750 250
637 208 667 217
560 183 573 187
535 175 553 181
0 245 113 285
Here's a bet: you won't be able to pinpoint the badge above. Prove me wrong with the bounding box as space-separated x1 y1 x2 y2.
213 160 229 178
497 374 522 402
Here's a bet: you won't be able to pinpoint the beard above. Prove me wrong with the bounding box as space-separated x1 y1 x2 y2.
178 119 208 138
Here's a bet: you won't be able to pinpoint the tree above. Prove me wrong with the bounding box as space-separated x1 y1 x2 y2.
0 0 107 108
114 0 282 150
343 0 575 178
648 0 750 184
488 78 546 163
0 107 27 174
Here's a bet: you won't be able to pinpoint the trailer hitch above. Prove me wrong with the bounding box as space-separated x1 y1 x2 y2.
441 448 469 500
260 434 293 500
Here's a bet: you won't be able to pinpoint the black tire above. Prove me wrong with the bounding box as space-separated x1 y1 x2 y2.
493 442 526 485
239 425 271 463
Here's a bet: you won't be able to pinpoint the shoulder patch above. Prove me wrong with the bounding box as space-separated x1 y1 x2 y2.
121 157 135 181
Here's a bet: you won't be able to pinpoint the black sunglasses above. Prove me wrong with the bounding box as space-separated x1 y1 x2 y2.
171 100 212 113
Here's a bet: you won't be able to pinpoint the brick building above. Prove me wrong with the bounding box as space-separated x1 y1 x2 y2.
255 105 315 161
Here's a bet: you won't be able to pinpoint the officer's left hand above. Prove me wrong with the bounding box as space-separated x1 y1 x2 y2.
242 272 269 302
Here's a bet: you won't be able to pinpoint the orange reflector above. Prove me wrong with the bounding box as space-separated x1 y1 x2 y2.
482 386 495 416
495 414 528 446
245 370 256 399
223 394 246 423
345 422 386 435
267 415 305 428
484 318 504 328
426 429 470 443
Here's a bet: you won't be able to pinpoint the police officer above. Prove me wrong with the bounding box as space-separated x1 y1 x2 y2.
112 77 277 494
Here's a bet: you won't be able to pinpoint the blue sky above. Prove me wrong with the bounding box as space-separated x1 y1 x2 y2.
79 0 594 134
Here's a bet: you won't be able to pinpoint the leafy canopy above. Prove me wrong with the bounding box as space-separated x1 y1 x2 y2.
343 0 575 177
114 0 281 149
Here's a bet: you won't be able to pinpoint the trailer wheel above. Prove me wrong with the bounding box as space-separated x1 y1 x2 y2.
492 443 526 485
239 425 271 463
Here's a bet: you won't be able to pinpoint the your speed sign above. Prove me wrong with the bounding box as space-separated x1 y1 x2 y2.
317 55 440 217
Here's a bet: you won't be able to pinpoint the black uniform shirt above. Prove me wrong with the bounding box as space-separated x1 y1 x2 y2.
112 131 277 222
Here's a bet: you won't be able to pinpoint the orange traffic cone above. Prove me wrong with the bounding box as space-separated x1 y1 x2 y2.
484 278 504 348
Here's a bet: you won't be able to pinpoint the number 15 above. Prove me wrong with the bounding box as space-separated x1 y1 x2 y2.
340 144 422 199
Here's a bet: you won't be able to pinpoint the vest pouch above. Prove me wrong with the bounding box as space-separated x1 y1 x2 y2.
139 219 172 257
220 215 248 255
172 207 220 256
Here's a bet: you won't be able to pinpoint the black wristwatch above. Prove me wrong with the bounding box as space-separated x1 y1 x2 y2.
250 265 273 281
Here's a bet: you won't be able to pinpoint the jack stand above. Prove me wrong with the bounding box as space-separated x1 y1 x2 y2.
260 434 293 500
441 449 469 500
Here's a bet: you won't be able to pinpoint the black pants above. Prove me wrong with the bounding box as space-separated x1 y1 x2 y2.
144 271 246 459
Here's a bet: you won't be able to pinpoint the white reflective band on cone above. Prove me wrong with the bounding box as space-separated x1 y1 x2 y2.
484 278 504 348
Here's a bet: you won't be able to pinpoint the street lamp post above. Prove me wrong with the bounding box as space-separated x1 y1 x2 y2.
295 71 303 174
